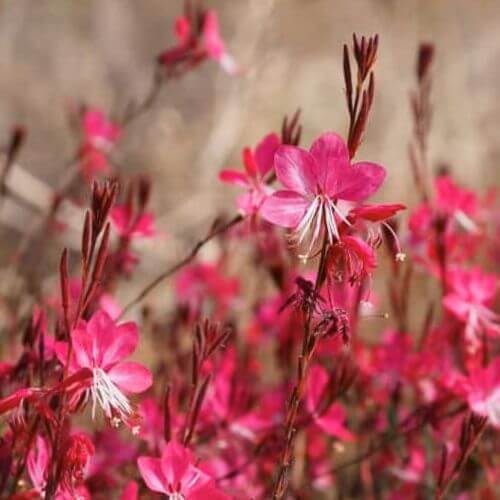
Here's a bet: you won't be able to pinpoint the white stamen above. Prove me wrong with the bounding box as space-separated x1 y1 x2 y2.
91 368 132 420
454 210 479 234
294 195 351 259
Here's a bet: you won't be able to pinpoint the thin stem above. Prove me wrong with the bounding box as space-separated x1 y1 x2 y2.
119 214 243 318
272 236 328 499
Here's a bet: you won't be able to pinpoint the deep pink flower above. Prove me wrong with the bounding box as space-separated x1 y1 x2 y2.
219 133 281 216
306 365 354 440
202 10 239 74
261 132 385 257
443 267 499 353
138 398 166 452
458 357 500 428
159 9 239 75
434 175 478 227
407 175 481 274
83 109 121 149
54 310 152 425
110 204 156 239
27 435 92 499
87 430 136 486
137 441 231 499
79 109 121 180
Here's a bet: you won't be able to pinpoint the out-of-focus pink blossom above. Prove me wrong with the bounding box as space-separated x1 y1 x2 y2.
159 9 239 75
458 357 500 428
110 204 156 239
219 133 281 217
137 441 230 499
443 267 499 353
79 109 121 180
306 364 354 440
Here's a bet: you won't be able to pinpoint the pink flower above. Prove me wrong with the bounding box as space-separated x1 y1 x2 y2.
219 133 281 217
202 10 239 74
79 109 121 180
306 365 354 440
110 204 156 239
460 357 500 428
261 132 385 257
137 441 231 499
27 435 50 495
159 9 239 75
27 435 92 499
82 109 121 150
54 310 152 426
434 175 478 229
443 267 499 353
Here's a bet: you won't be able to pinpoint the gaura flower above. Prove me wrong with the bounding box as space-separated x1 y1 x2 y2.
27 435 92 499
261 132 385 258
79 109 121 180
110 204 156 240
137 441 231 499
54 310 152 426
457 357 500 428
443 267 499 353
82 108 121 152
219 133 281 217
306 365 354 440
159 9 239 75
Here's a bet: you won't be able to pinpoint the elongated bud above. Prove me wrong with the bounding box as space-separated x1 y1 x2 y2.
163 386 171 442
138 176 151 211
184 374 211 446
91 223 110 283
82 210 93 267
59 249 70 314
343 44 352 106
6 126 26 166
417 42 434 82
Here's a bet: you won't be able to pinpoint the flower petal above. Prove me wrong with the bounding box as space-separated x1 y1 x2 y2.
336 162 386 201
254 133 281 177
219 169 249 188
101 322 139 369
137 456 167 494
203 10 225 60
71 328 94 368
160 441 193 485
87 310 116 365
108 362 152 393
274 146 317 194
309 132 349 194
350 203 406 222
260 190 309 228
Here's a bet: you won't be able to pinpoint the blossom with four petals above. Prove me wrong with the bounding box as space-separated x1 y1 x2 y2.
261 132 385 257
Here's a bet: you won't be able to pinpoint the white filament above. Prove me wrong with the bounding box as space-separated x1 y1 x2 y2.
295 195 350 259
91 368 132 420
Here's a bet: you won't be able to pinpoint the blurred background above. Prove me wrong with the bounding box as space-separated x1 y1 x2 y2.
0 0 499 312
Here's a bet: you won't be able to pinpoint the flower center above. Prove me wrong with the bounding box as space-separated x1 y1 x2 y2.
91 368 132 420
295 195 350 258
